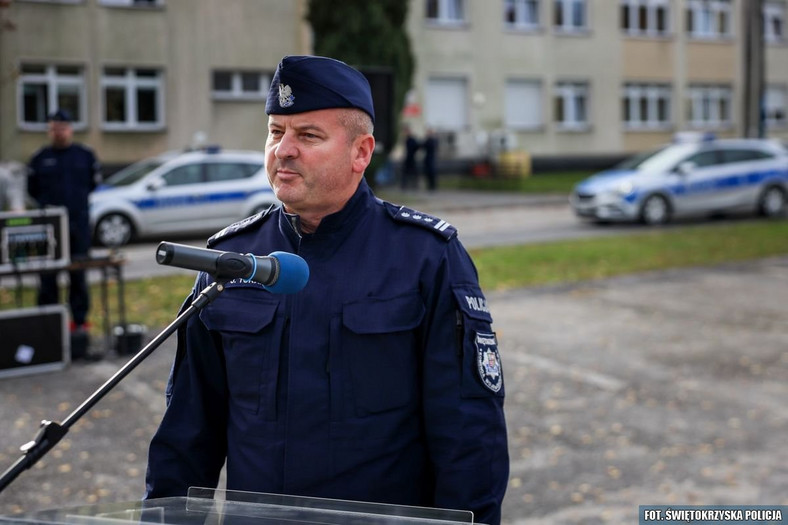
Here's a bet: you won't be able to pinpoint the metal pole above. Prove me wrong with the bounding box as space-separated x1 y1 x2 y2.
743 0 765 138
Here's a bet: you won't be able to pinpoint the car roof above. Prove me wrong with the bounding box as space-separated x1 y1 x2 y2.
157 148 266 161
671 137 786 150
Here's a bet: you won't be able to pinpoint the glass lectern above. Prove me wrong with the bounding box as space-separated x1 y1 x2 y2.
0 488 478 525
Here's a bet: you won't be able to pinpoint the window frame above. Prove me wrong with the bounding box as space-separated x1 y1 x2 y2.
686 0 733 40
211 70 271 101
622 83 673 130
554 0 588 33
620 0 670 37
17 63 88 131
504 0 541 31
424 76 469 131
504 79 543 130
100 67 166 132
426 0 467 26
764 0 785 43
687 84 733 129
765 84 787 128
554 81 590 130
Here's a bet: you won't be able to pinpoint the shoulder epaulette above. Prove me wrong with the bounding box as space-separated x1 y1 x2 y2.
207 204 276 248
381 200 457 241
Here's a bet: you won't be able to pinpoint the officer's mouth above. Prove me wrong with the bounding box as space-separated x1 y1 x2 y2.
274 168 301 182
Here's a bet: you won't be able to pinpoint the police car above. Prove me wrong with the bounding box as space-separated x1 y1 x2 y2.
90 148 278 247
570 135 788 225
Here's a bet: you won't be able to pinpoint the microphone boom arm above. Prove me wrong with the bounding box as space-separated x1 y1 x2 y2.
0 280 227 494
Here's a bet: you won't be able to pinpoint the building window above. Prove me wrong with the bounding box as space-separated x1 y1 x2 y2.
425 77 468 130
101 67 164 131
686 0 732 39
620 0 669 36
765 85 787 127
764 1 785 43
622 83 672 129
505 0 540 30
99 0 163 6
554 0 587 32
18 64 86 130
426 0 465 25
212 71 271 101
505 80 542 129
554 81 589 129
687 85 732 128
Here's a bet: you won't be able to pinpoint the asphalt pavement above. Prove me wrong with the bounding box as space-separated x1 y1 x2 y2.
1 189 786 524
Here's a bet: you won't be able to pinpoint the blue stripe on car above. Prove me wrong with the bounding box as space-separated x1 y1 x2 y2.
132 188 273 210
623 169 788 203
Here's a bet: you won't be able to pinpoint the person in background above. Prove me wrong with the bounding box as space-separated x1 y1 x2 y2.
422 127 438 191
145 55 509 524
400 124 420 190
28 109 101 346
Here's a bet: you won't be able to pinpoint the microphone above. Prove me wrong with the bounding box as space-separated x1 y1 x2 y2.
155 242 309 294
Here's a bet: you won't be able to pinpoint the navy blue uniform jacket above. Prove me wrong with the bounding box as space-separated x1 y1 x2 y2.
145 180 509 524
28 143 99 254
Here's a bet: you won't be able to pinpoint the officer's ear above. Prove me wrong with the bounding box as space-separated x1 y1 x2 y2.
351 133 375 176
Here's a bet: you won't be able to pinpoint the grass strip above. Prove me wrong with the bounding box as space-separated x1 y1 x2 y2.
2 220 787 332
471 220 788 291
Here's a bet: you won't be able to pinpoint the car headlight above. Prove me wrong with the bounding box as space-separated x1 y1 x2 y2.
615 180 635 195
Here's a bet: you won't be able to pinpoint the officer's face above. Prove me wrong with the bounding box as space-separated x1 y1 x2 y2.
48 121 73 149
265 109 374 224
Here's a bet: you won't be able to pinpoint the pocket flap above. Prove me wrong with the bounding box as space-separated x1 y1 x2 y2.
343 293 425 334
200 292 279 333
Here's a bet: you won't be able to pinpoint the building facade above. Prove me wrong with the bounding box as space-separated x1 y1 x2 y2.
406 0 788 164
0 0 310 169
1 0 787 169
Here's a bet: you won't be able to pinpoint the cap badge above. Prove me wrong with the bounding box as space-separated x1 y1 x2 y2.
278 84 295 108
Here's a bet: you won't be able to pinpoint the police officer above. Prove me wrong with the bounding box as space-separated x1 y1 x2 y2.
145 56 509 524
28 109 101 339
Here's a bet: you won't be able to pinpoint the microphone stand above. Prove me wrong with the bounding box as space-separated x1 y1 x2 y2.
0 279 227 494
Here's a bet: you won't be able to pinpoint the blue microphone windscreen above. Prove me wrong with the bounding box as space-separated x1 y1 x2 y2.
265 251 309 294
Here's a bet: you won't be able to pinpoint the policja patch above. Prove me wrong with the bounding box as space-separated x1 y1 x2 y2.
475 331 502 392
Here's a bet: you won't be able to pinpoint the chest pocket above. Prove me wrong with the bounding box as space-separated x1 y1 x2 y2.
200 289 283 419
338 293 425 417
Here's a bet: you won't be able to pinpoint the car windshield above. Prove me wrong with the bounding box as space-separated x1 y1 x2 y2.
614 144 697 173
103 160 165 187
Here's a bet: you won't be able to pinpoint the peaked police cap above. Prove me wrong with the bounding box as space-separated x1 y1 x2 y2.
265 55 375 124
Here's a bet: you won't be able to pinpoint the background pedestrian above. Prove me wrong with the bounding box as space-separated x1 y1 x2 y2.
28 109 101 356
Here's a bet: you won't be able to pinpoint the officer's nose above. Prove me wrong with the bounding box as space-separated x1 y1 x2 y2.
274 132 298 159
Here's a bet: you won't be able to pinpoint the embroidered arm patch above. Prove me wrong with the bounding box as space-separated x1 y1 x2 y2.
452 285 504 397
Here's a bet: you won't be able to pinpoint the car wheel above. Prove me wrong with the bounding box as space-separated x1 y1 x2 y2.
640 195 671 225
95 213 134 247
758 186 787 218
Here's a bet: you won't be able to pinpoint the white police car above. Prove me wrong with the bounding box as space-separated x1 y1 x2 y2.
90 147 278 247
570 136 788 225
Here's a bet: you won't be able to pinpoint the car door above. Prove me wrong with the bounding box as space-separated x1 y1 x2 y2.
718 147 779 209
202 161 263 225
671 148 735 215
138 162 211 234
